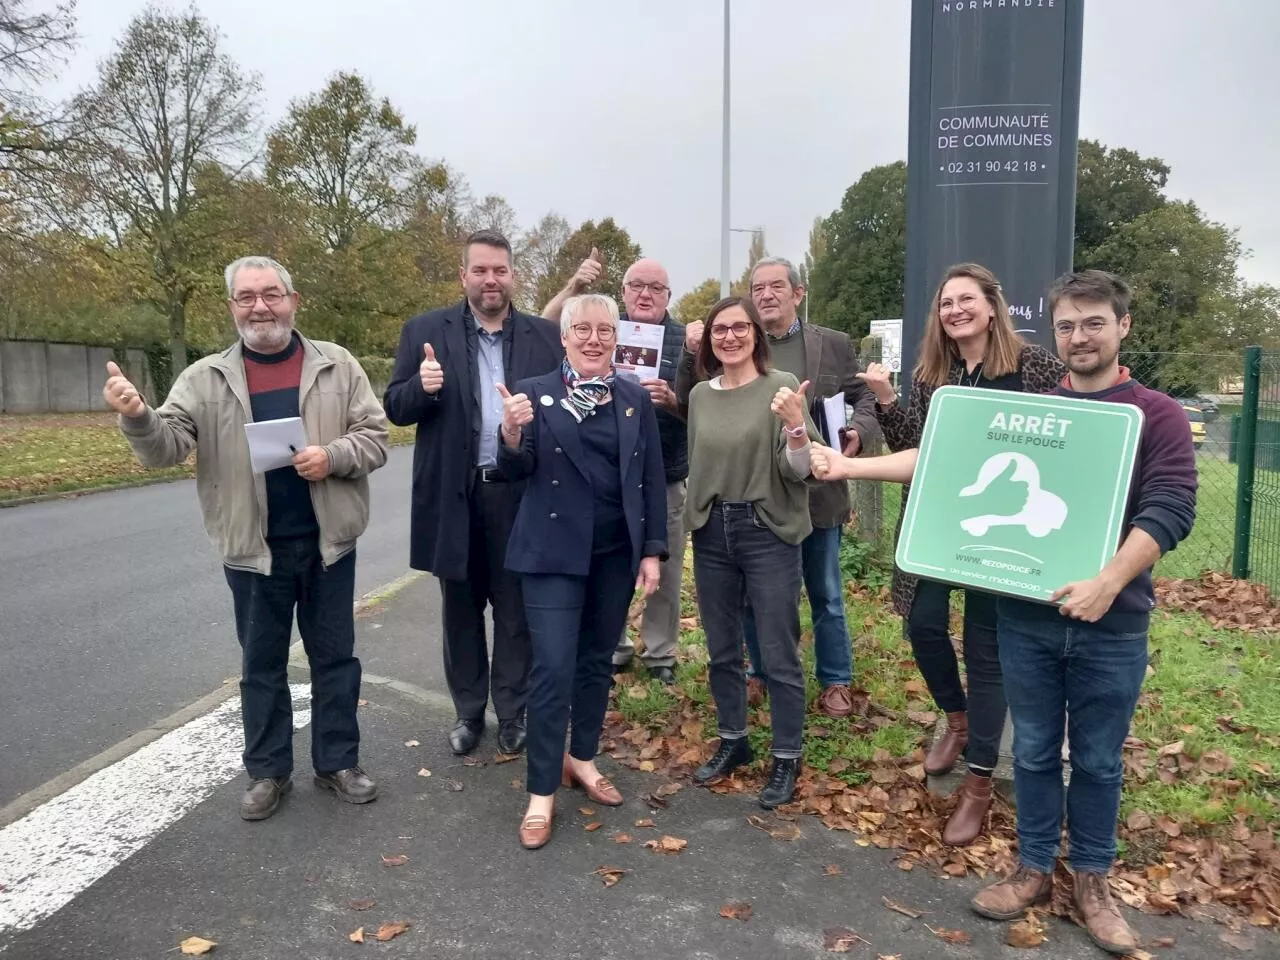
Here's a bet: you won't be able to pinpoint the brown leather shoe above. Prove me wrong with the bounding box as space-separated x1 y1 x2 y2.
562 756 623 806
816 684 854 718
747 677 767 707
1074 870 1138 955
942 771 993 845
519 803 554 850
925 710 968 775
971 864 1053 920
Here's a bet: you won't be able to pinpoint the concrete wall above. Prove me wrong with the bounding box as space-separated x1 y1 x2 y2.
0 341 157 414
0 341 50 413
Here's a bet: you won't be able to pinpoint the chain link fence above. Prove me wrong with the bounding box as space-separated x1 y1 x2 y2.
1121 350 1243 583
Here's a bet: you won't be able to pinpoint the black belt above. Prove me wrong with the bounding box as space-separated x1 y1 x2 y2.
476 466 507 483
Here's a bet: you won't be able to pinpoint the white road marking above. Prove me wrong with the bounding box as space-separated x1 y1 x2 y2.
0 683 312 935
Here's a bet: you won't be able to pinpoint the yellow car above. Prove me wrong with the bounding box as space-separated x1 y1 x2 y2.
1184 405 1206 448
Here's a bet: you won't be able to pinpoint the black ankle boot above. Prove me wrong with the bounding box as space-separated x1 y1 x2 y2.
694 737 754 784
758 757 800 809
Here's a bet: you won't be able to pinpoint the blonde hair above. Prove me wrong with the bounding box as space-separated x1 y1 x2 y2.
913 263 1025 387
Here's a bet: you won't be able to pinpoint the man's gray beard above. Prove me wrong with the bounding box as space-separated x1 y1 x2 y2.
238 319 293 353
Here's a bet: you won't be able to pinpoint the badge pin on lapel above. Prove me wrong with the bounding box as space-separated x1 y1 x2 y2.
540 394 554 407
625 407 634 417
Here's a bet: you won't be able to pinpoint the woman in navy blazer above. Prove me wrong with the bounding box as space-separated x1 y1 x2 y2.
496 293 667 849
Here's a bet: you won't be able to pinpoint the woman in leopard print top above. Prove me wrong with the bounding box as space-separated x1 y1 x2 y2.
862 263 1064 848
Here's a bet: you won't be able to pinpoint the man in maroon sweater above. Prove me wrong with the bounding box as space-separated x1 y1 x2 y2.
970 271 1198 955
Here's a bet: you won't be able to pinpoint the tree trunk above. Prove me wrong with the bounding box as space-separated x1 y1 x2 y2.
168 299 188 381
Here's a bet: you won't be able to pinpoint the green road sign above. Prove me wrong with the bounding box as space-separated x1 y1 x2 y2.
896 385 1144 603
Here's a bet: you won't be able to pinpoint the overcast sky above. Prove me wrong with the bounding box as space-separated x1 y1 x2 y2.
47 0 1280 300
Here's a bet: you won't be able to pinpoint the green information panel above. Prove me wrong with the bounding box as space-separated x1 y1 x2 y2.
896 386 1144 602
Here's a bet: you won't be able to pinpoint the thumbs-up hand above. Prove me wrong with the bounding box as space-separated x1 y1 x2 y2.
771 379 810 432
855 361 896 406
497 382 533 444
571 247 603 294
419 342 444 395
103 360 145 417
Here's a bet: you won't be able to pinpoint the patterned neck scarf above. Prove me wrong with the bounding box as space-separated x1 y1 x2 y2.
560 356 616 423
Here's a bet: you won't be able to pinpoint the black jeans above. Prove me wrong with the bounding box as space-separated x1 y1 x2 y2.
906 578 1004 771
693 502 805 758
439 476 531 721
224 537 361 778
522 544 635 796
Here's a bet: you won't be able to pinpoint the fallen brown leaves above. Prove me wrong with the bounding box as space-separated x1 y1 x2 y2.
599 637 1280 932
380 854 408 867
179 937 217 956
927 925 971 945
593 865 628 887
373 921 411 942
719 902 753 921
348 898 376 911
1155 572 1280 632
1006 910 1048 948
822 927 869 952
644 835 688 854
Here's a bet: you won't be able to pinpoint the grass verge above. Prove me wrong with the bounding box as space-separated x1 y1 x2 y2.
0 413 416 503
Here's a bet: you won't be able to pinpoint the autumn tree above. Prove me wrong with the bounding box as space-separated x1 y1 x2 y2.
0 0 76 178
800 216 827 292
266 71 427 253
536 217 641 307
466 192 519 240
806 161 906 337
262 71 458 353
673 278 721 325
56 6 260 375
517 211 570 306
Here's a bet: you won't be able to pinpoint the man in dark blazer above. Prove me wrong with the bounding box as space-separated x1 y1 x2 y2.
676 256 881 719
383 229 564 756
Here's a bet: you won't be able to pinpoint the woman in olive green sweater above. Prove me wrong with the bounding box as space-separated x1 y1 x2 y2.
684 296 820 809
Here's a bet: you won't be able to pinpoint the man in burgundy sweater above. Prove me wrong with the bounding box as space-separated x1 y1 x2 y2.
970 270 1198 955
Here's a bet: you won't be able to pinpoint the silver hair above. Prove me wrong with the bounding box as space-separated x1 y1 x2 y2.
224 255 295 296
750 255 802 291
560 293 620 335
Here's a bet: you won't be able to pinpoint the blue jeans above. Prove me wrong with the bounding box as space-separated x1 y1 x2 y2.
997 603 1149 874
744 524 852 687
521 545 635 796
223 538 361 778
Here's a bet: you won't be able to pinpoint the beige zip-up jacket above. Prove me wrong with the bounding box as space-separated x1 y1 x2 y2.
119 334 389 575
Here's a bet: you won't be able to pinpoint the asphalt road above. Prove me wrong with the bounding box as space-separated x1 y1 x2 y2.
0 446 417 808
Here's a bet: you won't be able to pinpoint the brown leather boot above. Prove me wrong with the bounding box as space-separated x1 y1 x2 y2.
942 771 993 845
1074 870 1138 955
924 710 968 775
971 864 1053 920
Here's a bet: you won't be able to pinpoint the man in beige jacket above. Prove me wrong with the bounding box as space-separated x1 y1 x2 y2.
104 255 390 821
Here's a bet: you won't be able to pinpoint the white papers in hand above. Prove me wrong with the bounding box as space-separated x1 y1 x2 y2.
243 417 308 473
821 395 846 448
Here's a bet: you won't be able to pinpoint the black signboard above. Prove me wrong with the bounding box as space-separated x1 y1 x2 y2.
900 0 1084 388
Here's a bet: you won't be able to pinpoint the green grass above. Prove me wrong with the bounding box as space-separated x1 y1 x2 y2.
1122 608 1280 827
0 413 416 502
622 543 1279 836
